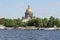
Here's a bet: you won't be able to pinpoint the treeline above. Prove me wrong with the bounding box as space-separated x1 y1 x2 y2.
27 16 60 27
0 16 60 28
0 18 26 27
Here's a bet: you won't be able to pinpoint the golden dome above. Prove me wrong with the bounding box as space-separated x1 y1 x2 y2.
26 5 32 12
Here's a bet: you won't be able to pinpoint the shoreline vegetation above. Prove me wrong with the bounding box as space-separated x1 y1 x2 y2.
0 16 60 30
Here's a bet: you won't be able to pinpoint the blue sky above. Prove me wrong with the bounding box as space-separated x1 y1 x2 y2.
0 0 60 19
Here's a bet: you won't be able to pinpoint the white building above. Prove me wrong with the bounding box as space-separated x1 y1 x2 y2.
0 25 5 29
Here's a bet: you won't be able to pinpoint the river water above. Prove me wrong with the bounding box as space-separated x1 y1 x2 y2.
0 30 60 40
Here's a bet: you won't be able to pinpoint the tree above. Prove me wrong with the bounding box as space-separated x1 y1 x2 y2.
16 18 24 27
43 18 48 27
9 19 16 27
27 18 43 27
35 18 43 27
0 19 4 25
55 18 60 27
28 19 35 26
4 19 10 27
47 16 55 27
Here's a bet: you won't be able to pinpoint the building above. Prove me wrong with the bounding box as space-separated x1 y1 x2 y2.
22 5 35 22
0 25 5 29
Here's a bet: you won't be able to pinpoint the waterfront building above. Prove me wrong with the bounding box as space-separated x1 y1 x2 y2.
22 5 36 22
0 25 5 29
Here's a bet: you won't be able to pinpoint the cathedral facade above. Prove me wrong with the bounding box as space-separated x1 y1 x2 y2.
22 5 35 22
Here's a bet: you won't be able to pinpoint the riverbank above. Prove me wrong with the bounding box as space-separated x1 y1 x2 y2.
6 26 37 30
0 25 60 30
3 27 60 30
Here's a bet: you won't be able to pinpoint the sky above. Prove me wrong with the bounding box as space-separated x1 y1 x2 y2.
0 0 60 19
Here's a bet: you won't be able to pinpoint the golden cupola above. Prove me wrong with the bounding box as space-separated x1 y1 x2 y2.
25 5 33 18
26 5 32 12
22 5 36 22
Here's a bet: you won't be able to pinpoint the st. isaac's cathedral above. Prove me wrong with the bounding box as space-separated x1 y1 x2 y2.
22 5 36 22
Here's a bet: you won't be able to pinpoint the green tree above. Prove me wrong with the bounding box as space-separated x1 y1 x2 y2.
47 16 55 27
28 19 35 26
4 19 9 27
27 18 43 27
35 18 43 27
43 18 48 27
55 18 60 27
16 18 24 27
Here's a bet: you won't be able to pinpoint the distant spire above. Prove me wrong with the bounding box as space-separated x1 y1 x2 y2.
28 5 30 8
